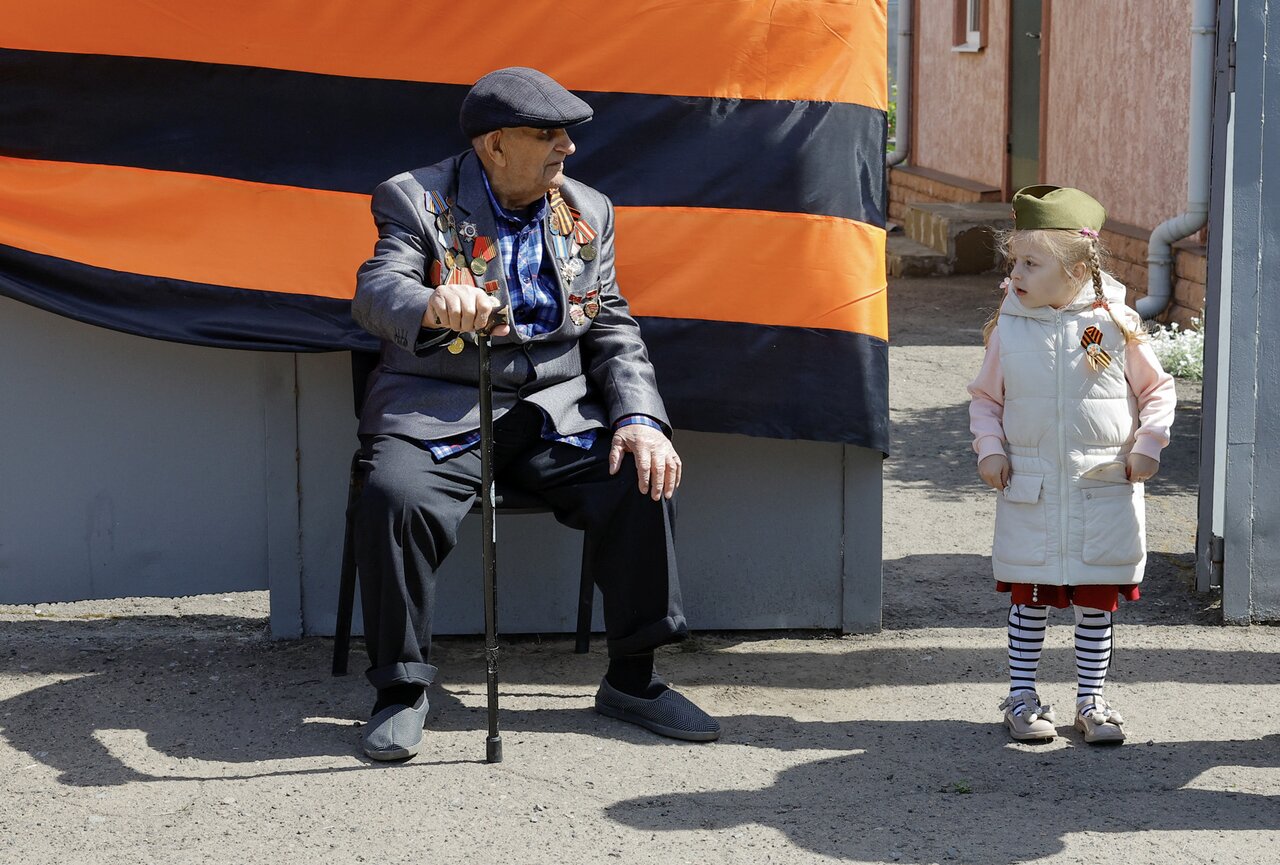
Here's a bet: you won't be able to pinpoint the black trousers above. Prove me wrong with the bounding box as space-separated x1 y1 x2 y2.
353 402 687 690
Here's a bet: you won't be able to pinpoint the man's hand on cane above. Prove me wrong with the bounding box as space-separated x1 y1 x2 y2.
609 425 682 501
425 283 511 337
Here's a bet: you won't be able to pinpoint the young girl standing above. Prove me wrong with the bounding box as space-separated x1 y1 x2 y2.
968 186 1177 744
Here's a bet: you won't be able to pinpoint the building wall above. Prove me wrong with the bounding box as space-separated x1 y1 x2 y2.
893 0 1205 326
912 0 1009 190
1044 1 1192 230
0 302 884 635
0 297 283 605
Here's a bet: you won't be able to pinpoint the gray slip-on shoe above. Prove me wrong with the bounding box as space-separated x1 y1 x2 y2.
362 691 430 761
595 678 721 742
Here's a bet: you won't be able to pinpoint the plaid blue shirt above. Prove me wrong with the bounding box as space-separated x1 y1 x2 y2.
483 169 562 340
425 173 664 461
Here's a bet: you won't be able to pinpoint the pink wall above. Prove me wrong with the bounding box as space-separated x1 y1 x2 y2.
913 0 1009 190
1044 2 1192 229
910 1 1194 232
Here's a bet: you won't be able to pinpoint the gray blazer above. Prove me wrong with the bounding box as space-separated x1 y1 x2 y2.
352 150 669 441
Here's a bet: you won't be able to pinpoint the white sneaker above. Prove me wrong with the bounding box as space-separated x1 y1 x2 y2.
999 692 1056 741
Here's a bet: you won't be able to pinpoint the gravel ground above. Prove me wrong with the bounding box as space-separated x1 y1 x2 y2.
2 273 1277 865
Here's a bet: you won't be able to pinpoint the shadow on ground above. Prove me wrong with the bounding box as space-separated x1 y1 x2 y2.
3 615 1272 791
606 719 1280 863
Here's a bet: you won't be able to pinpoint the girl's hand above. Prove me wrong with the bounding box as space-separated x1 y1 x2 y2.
978 454 1011 491
1126 453 1160 483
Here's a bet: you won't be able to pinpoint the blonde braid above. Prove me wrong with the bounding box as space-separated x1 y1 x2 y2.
1087 238 1143 344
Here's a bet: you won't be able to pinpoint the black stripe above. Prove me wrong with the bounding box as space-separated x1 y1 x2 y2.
0 244 376 352
637 318 889 452
0 246 890 450
0 49 885 225
0 243 890 445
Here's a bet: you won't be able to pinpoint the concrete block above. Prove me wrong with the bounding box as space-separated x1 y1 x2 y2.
886 235 950 277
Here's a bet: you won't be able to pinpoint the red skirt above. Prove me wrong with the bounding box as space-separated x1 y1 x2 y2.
996 582 1140 612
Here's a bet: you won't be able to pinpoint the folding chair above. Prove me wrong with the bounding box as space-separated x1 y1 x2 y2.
330 351 596 677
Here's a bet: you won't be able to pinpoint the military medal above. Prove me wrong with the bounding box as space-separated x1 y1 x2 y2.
468 235 496 277
445 264 475 286
484 279 501 295
572 213 596 247
564 257 585 278
579 243 597 262
425 191 457 247
1080 325 1112 371
582 287 600 319
569 304 587 326
447 337 466 355
458 221 478 240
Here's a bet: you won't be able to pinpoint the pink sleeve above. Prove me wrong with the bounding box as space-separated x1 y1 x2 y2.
1126 339 1177 461
967 327 1007 461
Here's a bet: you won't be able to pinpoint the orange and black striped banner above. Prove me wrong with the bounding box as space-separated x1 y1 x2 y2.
0 0 889 451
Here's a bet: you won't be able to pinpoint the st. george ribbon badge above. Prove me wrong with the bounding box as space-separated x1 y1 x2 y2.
1080 325 1112 371
548 188 575 237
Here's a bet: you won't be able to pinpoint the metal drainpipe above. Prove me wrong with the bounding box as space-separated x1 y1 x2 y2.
1138 0 1216 319
887 0 912 168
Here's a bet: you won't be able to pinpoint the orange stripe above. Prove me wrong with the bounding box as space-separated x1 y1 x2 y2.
0 156 374 299
0 157 886 337
2 0 886 109
616 207 887 340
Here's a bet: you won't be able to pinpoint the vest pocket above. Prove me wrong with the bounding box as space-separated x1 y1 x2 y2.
1081 484 1144 566
994 473 1047 565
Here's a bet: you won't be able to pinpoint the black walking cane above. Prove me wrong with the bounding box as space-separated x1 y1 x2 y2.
477 307 508 765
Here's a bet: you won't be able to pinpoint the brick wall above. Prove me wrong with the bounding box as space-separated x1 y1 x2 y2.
888 166 1002 224
1102 223 1206 328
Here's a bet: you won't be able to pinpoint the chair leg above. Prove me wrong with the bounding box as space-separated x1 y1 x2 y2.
332 452 362 676
574 533 594 654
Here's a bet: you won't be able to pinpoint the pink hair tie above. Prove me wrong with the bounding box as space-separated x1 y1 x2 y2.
1079 228 1099 238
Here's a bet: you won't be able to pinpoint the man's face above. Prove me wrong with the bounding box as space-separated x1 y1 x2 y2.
487 126 576 208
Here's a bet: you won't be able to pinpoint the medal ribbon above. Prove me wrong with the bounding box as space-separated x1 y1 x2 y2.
1080 325 1112 371
548 188 575 236
570 209 597 246
469 235 496 264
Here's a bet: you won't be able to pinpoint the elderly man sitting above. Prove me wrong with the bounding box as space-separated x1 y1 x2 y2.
350 66 720 760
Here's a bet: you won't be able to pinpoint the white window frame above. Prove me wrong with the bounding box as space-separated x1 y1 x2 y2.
953 0 985 53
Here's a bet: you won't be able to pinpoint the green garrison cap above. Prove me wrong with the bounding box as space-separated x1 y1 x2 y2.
1011 185 1106 232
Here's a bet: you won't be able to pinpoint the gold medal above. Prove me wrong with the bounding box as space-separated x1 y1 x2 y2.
447 337 465 355
583 298 600 319
579 243 597 262
470 257 488 277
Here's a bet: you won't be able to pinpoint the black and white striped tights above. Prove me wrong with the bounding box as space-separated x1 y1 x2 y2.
1007 604 1114 717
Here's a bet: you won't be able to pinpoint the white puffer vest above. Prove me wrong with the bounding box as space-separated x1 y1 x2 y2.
993 273 1145 586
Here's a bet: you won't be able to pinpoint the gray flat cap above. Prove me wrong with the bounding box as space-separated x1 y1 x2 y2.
459 67 593 139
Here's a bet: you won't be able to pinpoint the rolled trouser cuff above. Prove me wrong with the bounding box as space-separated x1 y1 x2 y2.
366 661 439 690
607 615 689 659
